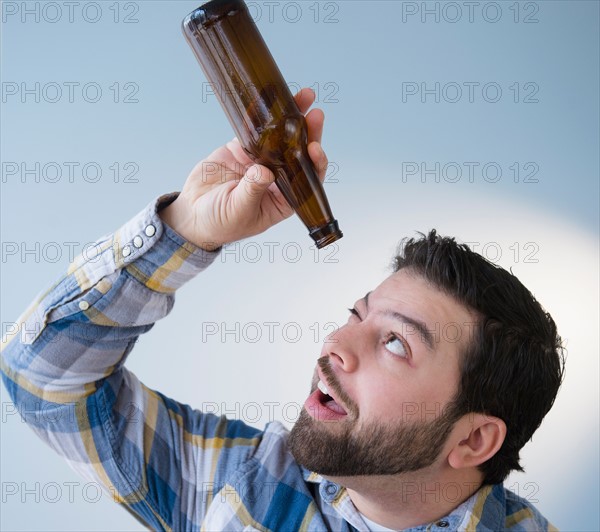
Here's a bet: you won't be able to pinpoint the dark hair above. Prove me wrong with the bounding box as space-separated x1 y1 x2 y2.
392 230 565 486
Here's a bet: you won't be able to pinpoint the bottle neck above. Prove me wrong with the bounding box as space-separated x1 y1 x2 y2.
275 151 342 248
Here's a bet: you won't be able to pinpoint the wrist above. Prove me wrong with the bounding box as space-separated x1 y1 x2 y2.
159 196 222 252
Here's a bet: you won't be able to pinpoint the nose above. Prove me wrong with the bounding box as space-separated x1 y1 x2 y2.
320 322 362 373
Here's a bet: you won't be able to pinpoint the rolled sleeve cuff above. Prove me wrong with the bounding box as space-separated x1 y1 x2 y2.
116 193 221 293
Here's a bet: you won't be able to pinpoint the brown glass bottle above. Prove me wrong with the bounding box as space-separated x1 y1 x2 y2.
182 0 342 248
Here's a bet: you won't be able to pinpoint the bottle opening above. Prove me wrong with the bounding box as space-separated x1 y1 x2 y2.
310 221 343 249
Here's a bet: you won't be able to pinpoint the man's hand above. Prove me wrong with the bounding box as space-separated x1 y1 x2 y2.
160 88 328 251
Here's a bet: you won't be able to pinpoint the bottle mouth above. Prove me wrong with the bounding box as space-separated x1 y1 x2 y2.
310 221 343 249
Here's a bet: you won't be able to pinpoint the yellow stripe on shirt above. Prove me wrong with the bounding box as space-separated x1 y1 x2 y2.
465 484 493 529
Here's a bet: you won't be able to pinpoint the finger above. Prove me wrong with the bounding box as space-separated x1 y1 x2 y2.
226 138 254 168
305 108 324 144
232 164 276 211
205 145 240 171
294 88 316 115
197 146 243 185
307 141 329 183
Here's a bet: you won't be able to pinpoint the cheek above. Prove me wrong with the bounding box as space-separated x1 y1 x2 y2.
356 367 457 424
353 372 415 421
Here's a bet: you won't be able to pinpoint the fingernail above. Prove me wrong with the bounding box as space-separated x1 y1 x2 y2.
246 165 259 181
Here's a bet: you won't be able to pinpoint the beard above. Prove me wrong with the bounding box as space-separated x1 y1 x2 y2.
289 362 462 477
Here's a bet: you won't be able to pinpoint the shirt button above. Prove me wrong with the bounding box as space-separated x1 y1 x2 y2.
122 245 132 258
436 520 449 528
133 236 143 248
145 224 156 237
325 484 337 496
78 301 90 311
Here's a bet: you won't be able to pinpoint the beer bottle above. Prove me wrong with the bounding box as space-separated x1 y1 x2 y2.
182 0 343 248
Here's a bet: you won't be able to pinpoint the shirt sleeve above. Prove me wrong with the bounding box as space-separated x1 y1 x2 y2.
0 194 264 531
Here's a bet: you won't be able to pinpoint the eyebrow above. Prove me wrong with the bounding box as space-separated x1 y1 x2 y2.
363 292 435 351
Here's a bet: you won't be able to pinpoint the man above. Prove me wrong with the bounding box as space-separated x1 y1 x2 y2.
1 89 564 531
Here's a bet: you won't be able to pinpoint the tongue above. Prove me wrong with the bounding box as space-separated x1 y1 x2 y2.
324 399 347 415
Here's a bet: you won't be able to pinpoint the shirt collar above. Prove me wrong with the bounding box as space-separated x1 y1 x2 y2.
302 469 506 531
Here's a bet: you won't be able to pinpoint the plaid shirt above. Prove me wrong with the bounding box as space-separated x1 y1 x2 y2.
1 195 556 531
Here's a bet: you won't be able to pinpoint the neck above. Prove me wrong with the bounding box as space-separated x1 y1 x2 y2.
326 468 483 530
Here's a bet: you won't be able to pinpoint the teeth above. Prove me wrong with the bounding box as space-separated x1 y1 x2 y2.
317 380 329 396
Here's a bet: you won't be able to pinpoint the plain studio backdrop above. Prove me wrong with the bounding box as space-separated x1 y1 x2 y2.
1 1 598 530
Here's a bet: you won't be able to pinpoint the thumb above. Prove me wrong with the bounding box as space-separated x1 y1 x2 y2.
233 164 276 210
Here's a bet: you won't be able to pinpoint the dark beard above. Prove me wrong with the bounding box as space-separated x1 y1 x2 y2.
289 400 461 477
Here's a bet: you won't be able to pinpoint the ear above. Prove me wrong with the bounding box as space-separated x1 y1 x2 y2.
447 414 507 470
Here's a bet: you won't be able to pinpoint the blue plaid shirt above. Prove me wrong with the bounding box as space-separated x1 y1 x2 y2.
1 195 556 531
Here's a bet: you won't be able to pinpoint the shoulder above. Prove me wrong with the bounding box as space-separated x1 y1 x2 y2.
503 486 557 531
236 420 316 492
252 420 293 467
457 484 556 531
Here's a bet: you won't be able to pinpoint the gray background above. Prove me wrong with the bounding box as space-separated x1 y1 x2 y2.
1 0 598 530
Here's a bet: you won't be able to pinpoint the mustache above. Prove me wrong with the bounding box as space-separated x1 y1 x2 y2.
317 357 359 417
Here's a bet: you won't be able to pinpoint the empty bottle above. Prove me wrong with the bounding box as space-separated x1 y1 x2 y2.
182 0 343 248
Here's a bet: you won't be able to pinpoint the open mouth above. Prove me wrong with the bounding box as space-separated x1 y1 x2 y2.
304 378 349 422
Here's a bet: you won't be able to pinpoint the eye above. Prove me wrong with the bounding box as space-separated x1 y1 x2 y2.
384 334 408 358
347 307 360 320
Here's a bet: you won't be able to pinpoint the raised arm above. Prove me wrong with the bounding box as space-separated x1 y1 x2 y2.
1 89 328 530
